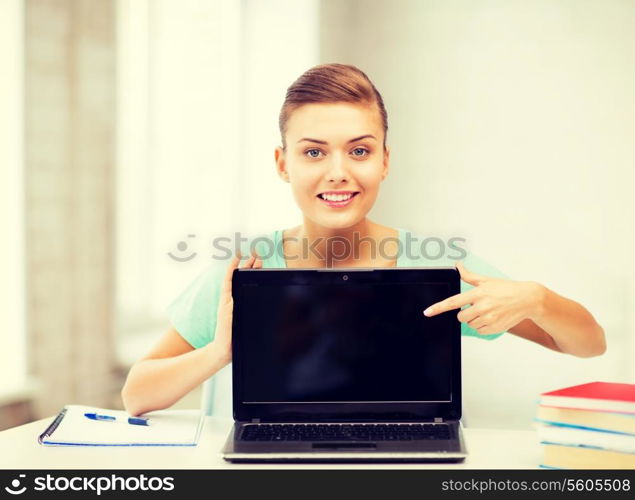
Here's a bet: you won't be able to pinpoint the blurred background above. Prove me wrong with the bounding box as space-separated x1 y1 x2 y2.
1 0 634 431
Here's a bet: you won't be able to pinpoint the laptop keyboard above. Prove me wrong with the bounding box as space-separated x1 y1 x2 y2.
240 423 451 442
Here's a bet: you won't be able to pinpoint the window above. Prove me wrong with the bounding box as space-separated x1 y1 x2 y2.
115 0 318 363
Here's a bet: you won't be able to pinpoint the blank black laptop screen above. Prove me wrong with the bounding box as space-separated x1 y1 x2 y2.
237 281 454 404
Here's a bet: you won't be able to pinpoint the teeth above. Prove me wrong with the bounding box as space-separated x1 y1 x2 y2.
322 193 353 202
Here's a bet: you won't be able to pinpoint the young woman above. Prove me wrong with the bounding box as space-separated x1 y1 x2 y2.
121 64 606 417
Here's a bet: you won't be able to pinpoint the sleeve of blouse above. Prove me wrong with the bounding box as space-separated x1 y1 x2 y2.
165 261 226 349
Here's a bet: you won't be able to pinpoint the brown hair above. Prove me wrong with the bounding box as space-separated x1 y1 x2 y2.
279 63 388 150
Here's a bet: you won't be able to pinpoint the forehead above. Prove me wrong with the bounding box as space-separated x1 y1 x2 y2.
285 102 382 140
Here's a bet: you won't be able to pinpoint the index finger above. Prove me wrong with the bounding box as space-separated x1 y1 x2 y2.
423 289 476 317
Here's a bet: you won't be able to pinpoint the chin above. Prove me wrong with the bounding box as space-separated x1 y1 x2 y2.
308 213 367 231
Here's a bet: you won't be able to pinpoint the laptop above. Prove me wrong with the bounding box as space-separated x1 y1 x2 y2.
221 267 466 462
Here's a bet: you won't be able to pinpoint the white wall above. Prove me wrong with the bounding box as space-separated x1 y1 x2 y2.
321 0 635 428
238 0 319 235
0 0 26 397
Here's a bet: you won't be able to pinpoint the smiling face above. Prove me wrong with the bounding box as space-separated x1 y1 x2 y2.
275 102 390 230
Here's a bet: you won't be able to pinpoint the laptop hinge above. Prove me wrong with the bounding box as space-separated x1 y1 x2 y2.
434 417 443 423
251 418 260 423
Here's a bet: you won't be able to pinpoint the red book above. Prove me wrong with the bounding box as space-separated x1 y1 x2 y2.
540 382 635 414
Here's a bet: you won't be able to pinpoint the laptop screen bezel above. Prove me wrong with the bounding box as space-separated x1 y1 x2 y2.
230 267 462 422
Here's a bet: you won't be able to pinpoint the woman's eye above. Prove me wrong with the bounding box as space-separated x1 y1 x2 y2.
305 149 323 159
351 147 369 157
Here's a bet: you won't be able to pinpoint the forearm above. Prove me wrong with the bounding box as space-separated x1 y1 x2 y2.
531 284 606 358
121 341 230 416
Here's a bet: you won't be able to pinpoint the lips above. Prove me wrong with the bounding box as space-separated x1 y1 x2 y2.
316 191 359 208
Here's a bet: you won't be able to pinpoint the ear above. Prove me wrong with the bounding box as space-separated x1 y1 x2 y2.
275 147 290 182
381 145 390 180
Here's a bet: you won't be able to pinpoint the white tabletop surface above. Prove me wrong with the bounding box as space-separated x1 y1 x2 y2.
0 411 542 469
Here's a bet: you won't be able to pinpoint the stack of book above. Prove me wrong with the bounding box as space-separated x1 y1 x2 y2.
536 381 635 469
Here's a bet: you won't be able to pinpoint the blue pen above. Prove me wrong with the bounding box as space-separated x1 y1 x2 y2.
84 412 150 426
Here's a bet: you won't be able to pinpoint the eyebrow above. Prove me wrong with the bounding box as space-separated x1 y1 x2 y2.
297 134 377 145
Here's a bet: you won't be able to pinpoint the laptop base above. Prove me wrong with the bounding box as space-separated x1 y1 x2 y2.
224 456 466 463
221 421 467 463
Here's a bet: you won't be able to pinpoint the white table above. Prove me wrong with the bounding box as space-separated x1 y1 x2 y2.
0 411 542 469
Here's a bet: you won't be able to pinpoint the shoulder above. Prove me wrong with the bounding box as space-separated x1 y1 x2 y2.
169 260 227 310
165 260 227 348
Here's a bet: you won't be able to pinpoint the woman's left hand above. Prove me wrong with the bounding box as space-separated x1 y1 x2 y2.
423 261 544 336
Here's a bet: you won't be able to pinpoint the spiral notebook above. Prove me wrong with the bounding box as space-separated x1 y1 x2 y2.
38 405 204 447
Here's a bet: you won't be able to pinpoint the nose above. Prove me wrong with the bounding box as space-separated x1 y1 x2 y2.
325 153 349 184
